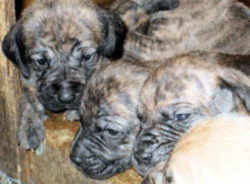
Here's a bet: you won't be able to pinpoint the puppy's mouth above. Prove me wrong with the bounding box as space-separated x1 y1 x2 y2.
38 82 84 112
132 132 176 176
71 154 130 179
70 137 132 179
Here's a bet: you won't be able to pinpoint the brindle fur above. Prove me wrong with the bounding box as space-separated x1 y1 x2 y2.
2 0 127 150
132 52 250 176
70 60 151 179
109 0 179 30
124 0 250 61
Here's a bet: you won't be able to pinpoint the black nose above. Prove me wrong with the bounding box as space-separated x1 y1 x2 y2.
51 81 82 104
58 88 75 103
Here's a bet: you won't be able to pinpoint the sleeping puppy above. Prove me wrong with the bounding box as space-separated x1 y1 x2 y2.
132 52 250 176
124 0 250 61
2 0 127 150
70 60 151 179
142 114 250 184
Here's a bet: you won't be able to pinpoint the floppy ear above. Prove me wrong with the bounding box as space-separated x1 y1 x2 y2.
2 20 30 78
210 69 250 114
97 9 127 59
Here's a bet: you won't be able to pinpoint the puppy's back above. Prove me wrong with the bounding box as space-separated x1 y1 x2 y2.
169 114 250 184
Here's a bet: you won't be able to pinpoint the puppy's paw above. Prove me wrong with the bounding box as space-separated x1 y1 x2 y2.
63 110 80 121
18 114 46 152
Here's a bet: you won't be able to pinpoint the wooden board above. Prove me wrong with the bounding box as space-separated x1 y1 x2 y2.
0 0 22 180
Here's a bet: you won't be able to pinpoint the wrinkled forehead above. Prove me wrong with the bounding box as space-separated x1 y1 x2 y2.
108 92 139 118
22 6 101 53
141 67 219 113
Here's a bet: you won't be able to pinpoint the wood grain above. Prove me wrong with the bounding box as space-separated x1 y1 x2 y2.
0 0 22 180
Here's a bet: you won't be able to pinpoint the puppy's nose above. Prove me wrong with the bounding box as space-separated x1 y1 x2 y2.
52 81 82 104
58 88 75 103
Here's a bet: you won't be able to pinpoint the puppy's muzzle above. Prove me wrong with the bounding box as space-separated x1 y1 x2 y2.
39 81 84 112
133 132 159 175
51 81 82 104
70 136 130 179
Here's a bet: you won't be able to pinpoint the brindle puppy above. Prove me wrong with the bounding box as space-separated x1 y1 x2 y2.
70 60 151 179
132 52 250 176
2 0 127 150
124 0 250 61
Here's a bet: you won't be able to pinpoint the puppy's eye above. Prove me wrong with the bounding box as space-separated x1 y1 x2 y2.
36 58 47 65
81 54 92 61
95 125 103 133
175 113 190 121
106 128 119 136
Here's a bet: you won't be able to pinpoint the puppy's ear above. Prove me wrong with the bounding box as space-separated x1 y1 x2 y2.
210 69 250 114
2 20 30 78
97 9 127 59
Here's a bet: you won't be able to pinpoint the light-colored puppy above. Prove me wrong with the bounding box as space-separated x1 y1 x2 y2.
143 114 250 184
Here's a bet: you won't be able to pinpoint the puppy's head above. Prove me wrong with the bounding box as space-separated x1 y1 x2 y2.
2 0 126 112
132 52 250 176
70 61 150 179
142 114 250 184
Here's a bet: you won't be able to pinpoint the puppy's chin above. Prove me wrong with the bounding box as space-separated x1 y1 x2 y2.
40 100 77 112
38 94 81 112
71 156 131 179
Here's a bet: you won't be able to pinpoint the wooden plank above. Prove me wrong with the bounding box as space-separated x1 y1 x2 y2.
0 0 22 180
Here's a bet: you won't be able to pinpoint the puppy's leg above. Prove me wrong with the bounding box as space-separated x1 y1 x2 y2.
0 170 23 184
18 87 47 153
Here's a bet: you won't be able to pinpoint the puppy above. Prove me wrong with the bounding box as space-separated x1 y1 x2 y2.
132 52 250 176
2 0 126 150
124 0 250 61
142 114 250 184
70 60 151 179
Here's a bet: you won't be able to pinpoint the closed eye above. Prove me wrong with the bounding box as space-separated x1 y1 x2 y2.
175 113 190 121
106 128 119 136
81 54 92 61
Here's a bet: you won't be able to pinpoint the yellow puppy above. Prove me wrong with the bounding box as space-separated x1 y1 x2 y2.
143 114 250 184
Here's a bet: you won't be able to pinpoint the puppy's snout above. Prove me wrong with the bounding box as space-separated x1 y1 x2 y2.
51 81 83 104
135 148 153 165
